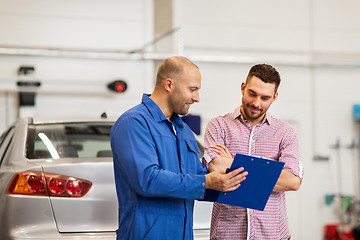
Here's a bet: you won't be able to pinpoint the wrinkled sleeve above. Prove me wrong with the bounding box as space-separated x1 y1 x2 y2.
111 115 207 200
203 118 226 164
279 126 304 179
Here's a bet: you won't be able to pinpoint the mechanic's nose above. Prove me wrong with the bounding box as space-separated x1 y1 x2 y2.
193 92 200 103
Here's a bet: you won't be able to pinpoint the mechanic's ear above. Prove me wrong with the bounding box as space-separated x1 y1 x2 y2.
164 78 174 92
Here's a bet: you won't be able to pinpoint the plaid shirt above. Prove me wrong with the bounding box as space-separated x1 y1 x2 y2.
204 106 304 240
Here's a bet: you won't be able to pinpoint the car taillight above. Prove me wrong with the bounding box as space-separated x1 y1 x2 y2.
49 178 66 195
6 171 92 198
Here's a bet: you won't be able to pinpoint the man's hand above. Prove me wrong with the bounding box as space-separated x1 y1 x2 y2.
208 157 233 172
208 144 233 172
205 167 248 192
210 144 232 158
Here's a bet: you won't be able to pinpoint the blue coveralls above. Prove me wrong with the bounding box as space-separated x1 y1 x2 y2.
111 94 217 240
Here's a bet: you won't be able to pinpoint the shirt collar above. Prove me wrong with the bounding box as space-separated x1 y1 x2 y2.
141 93 184 126
232 106 272 125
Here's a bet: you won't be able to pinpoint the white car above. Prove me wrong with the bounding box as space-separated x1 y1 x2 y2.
0 117 212 239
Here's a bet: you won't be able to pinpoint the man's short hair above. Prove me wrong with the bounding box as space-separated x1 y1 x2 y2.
246 64 281 92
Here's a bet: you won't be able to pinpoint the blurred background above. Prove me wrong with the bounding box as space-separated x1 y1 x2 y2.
1 0 360 239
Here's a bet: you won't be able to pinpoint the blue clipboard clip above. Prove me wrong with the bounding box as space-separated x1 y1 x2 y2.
217 153 285 211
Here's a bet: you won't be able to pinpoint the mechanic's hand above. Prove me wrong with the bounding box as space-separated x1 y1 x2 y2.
205 167 248 192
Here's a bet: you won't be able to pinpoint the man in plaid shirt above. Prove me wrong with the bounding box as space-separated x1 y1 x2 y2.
203 64 304 240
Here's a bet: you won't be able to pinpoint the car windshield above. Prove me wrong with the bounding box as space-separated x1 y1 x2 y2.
26 122 113 159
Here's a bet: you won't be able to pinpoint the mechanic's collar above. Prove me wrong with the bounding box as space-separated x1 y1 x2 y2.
142 93 184 127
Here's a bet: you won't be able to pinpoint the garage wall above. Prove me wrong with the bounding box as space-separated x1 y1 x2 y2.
1 0 360 239
0 0 154 130
0 0 147 49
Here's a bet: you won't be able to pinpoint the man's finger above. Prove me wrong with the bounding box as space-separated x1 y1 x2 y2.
227 167 245 176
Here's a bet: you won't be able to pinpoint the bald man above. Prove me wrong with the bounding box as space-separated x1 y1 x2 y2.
111 56 248 240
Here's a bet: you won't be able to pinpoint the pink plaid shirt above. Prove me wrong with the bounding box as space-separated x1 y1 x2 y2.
204 106 304 240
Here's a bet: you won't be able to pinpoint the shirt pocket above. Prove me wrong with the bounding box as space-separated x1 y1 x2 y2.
183 139 202 174
185 139 199 155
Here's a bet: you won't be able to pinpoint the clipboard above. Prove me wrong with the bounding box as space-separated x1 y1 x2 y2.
216 153 285 211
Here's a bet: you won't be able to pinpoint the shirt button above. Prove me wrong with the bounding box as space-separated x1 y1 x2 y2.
202 183 205 187
200 196 203 199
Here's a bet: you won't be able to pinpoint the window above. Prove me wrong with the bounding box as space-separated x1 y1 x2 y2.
26 122 113 159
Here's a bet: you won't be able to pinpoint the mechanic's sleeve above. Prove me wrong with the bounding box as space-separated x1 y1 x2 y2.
111 116 206 200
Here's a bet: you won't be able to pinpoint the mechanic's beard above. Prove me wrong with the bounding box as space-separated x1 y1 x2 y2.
170 98 189 116
178 104 189 115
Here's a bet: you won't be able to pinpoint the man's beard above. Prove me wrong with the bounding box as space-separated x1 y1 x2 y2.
243 104 264 120
169 96 190 116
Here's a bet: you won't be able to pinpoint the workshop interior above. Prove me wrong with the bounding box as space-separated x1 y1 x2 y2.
1 1 360 240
